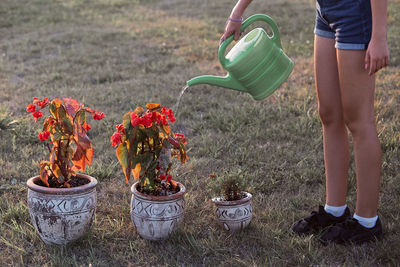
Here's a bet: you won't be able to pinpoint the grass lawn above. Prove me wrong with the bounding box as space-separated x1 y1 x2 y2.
1 0 399 265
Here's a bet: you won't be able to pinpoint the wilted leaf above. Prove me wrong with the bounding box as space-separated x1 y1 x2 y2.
132 163 141 180
73 123 91 150
63 98 81 116
134 106 144 114
117 141 131 183
72 143 93 172
145 103 160 110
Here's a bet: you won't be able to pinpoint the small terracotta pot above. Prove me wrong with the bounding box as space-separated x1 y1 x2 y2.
27 174 97 245
212 192 252 232
130 181 186 241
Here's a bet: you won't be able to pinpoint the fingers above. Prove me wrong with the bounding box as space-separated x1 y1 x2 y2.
364 51 370 73
365 52 390 76
234 30 241 41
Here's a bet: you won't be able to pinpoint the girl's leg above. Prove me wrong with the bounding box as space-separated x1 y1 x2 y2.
314 35 349 206
336 49 382 218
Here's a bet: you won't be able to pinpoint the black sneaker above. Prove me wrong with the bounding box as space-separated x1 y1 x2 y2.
292 205 351 235
319 217 383 245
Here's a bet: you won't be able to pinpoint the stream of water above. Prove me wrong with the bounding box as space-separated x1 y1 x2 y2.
173 85 189 117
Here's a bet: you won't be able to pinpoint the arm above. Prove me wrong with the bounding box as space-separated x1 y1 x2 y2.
219 0 253 44
365 0 389 76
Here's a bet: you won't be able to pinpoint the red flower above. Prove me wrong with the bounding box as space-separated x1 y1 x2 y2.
38 97 49 108
160 115 167 125
115 124 125 134
150 112 157 122
110 132 122 147
167 113 176 123
166 174 172 182
84 124 91 132
93 112 105 120
26 104 36 113
33 97 39 104
131 113 141 126
142 117 152 128
174 133 187 144
160 174 166 180
38 131 51 141
161 106 167 115
32 111 43 122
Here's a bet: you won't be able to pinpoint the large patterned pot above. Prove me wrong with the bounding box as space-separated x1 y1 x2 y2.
212 192 252 232
131 181 186 241
27 174 97 245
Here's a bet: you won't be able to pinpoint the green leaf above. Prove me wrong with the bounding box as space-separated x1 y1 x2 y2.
49 103 57 118
75 109 86 126
52 131 63 141
62 118 74 134
57 105 67 120
122 112 132 130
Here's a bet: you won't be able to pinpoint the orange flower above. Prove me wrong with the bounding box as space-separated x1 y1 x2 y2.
26 104 36 113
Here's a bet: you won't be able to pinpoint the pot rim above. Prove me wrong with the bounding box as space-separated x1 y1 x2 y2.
27 173 97 195
211 192 252 206
131 181 186 201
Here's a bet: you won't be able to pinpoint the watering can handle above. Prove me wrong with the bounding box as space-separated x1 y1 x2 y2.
218 14 282 68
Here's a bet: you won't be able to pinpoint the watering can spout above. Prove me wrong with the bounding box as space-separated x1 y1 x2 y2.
186 74 244 92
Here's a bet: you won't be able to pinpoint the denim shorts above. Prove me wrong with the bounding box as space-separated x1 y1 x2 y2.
314 0 372 50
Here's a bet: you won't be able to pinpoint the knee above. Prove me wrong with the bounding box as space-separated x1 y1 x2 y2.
318 105 344 126
343 112 375 136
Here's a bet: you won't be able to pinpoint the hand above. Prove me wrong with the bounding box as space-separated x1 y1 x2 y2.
365 37 389 76
219 18 242 45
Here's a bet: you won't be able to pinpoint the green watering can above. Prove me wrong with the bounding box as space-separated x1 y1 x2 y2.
187 14 294 100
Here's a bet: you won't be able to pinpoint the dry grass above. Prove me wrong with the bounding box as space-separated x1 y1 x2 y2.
0 0 399 266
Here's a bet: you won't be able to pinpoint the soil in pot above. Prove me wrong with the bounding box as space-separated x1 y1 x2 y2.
35 175 90 188
213 192 248 202
136 181 180 196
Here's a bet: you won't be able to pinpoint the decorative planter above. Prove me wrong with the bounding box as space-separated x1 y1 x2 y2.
130 181 186 241
212 192 252 232
27 174 97 245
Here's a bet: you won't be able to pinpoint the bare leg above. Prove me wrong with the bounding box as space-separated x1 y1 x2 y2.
337 49 381 218
314 35 349 206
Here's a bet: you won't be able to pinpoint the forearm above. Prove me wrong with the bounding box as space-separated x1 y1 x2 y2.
370 0 387 40
230 0 253 19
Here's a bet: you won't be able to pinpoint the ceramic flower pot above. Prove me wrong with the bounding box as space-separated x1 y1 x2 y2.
212 192 252 232
27 174 97 245
130 181 186 240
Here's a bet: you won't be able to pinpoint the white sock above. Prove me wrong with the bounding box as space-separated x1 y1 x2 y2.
324 204 347 217
353 213 378 228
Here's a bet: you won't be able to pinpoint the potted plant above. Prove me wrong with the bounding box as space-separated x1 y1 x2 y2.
209 170 253 232
111 103 188 240
26 97 105 245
